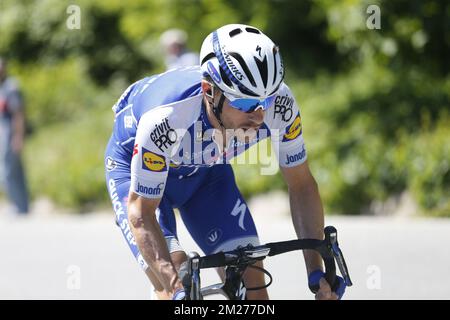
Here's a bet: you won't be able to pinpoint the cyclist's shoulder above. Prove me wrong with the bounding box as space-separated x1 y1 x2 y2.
131 67 202 114
264 81 299 129
136 68 204 136
139 66 202 100
138 92 202 131
134 94 203 159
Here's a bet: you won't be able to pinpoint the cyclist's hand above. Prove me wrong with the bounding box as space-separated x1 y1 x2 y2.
308 270 346 300
316 278 338 300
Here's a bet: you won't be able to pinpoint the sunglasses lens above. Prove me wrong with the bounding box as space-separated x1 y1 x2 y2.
229 99 259 111
262 94 277 108
227 94 277 112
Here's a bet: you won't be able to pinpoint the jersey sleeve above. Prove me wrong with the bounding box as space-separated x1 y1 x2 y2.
130 107 180 199
269 84 307 168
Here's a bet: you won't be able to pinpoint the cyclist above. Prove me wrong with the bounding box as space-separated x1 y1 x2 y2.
104 24 346 300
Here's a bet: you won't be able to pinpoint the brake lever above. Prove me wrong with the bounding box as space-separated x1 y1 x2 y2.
326 227 353 287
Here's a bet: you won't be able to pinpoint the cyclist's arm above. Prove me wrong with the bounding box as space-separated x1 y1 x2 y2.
271 84 337 299
280 161 324 275
127 192 183 295
128 108 185 297
280 160 338 300
269 84 323 274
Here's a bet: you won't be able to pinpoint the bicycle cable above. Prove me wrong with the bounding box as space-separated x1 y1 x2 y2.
244 265 273 291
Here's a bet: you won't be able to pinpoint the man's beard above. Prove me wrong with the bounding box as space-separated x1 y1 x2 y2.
235 127 258 144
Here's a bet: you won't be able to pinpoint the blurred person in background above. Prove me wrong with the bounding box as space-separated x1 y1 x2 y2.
159 28 199 70
0 57 29 215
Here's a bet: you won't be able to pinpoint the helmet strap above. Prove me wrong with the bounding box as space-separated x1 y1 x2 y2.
209 85 226 129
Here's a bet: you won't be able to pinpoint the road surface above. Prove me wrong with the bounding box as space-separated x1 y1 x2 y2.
1 200 449 299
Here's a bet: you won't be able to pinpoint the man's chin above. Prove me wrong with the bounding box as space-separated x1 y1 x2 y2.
235 128 258 143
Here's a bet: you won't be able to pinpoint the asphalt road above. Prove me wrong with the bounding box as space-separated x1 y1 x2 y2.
1 206 449 300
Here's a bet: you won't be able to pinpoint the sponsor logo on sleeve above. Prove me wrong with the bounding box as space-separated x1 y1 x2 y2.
285 146 307 165
142 148 167 172
150 117 178 152
133 144 139 157
282 113 302 142
136 182 164 196
273 94 294 122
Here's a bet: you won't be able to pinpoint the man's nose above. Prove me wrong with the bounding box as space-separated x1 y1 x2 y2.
249 108 264 126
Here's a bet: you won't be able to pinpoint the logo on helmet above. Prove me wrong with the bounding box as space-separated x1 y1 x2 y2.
256 45 262 57
213 37 221 55
207 61 221 84
223 49 244 81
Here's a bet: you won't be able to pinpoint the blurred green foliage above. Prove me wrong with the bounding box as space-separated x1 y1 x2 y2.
0 0 448 215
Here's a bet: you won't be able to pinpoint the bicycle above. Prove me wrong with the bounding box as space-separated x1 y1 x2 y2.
179 226 353 300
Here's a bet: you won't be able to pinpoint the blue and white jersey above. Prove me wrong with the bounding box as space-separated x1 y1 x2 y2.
110 66 307 198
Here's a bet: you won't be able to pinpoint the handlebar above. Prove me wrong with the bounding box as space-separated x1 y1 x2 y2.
181 226 352 299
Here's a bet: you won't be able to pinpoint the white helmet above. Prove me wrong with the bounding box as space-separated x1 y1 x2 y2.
200 24 284 99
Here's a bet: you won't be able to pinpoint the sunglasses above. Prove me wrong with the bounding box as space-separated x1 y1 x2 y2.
222 91 277 113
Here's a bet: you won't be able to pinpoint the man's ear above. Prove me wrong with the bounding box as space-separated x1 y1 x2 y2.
201 80 213 98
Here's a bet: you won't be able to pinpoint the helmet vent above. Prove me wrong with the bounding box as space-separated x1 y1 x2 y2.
239 86 259 97
254 55 268 88
200 52 216 66
219 66 233 87
268 83 281 96
229 28 242 37
245 27 260 34
272 46 278 85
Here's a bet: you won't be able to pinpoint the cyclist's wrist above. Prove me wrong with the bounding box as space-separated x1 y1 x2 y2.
305 251 324 277
308 269 325 294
